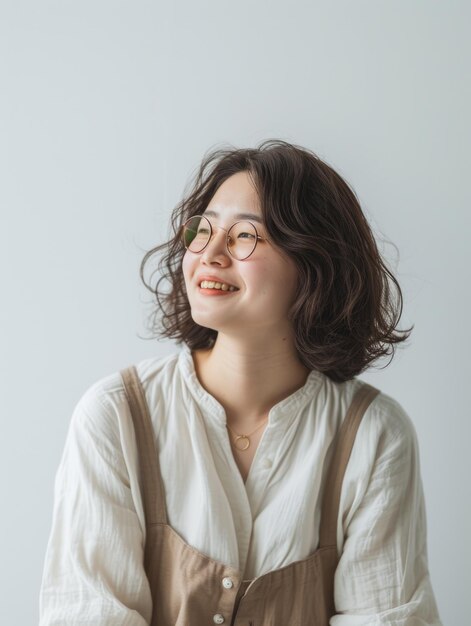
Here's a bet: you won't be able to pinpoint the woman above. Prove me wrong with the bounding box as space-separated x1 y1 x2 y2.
39 139 443 625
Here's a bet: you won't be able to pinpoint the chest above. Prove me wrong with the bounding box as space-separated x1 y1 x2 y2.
227 421 268 484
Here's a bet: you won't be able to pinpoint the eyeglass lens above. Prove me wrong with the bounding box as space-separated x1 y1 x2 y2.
182 215 257 260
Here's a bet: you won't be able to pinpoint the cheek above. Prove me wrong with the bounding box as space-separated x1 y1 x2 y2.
268 259 299 301
247 264 294 301
181 251 194 285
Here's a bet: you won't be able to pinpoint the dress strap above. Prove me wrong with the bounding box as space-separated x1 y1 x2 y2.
318 381 381 551
120 365 167 526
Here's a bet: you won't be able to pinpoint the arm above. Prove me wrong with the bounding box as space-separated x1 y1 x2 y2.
330 399 443 626
39 385 152 625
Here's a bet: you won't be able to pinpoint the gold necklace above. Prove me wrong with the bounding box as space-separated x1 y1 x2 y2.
226 418 269 451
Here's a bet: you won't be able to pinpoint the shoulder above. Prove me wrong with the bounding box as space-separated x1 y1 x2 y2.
347 380 419 465
68 349 181 447
334 381 422 528
319 374 420 468
322 375 417 443
82 349 180 404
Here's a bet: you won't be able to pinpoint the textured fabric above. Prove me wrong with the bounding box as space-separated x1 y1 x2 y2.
119 365 380 625
38 344 443 625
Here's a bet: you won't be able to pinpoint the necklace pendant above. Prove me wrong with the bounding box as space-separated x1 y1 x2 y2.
234 435 250 451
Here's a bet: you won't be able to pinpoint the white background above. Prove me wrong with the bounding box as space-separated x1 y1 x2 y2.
1 2 469 624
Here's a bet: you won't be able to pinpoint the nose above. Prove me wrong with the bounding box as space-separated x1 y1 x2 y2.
199 225 231 263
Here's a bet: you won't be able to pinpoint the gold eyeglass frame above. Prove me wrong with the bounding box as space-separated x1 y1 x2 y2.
180 214 270 260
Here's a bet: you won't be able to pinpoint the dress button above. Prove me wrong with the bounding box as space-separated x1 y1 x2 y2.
222 576 234 589
213 614 225 624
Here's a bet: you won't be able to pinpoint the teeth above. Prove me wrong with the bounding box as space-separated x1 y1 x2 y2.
200 280 238 291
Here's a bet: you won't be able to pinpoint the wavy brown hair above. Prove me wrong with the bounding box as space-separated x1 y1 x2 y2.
139 139 413 382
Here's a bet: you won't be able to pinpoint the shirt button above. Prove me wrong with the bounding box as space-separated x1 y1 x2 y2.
261 458 273 469
213 614 225 624
222 576 233 589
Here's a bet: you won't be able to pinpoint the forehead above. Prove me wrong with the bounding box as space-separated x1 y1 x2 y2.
202 209 263 224
202 171 263 223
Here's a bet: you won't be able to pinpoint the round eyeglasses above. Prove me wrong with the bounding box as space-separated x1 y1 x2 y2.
180 214 268 260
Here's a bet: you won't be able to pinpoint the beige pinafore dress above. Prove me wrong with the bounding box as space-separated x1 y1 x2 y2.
120 366 380 626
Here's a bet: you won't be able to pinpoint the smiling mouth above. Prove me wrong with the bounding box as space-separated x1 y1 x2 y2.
198 286 239 295
198 280 239 292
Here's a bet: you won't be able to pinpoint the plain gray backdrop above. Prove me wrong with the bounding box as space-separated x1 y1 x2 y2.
1 1 469 624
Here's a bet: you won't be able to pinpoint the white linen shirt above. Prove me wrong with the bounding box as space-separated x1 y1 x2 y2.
38 344 443 625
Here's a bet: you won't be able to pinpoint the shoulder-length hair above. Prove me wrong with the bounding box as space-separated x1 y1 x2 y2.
139 139 412 382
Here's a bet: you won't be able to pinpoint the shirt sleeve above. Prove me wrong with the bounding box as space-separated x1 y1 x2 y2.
330 399 443 626
38 385 152 625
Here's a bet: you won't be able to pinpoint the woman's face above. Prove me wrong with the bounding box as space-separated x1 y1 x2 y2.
182 171 299 340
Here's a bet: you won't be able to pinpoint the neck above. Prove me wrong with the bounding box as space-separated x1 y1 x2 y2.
191 334 311 428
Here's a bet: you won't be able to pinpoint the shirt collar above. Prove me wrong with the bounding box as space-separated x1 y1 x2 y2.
178 342 324 425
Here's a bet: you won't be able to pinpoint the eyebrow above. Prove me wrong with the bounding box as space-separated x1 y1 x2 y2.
203 209 263 224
